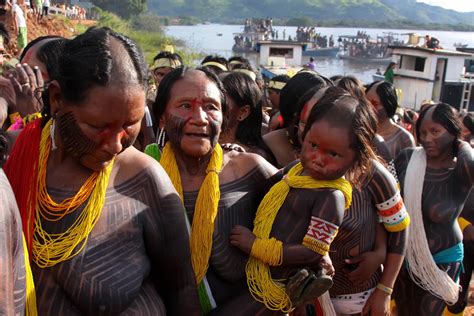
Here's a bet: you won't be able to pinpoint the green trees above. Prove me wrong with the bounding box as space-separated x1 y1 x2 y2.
91 0 147 19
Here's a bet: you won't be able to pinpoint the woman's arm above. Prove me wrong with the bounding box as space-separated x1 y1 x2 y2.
455 140 474 187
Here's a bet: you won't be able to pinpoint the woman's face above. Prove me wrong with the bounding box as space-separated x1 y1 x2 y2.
161 70 223 158
418 107 455 158
366 86 388 123
55 84 145 171
300 118 356 181
153 66 173 85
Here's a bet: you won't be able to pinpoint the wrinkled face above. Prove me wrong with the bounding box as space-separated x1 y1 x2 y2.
267 88 280 109
419 107 455 158
300 119 356 180
366 86 388 123
55 84 145 171
161 70 223 158
153 66 173 85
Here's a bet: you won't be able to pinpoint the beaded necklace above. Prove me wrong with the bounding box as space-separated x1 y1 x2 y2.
32 120 114 268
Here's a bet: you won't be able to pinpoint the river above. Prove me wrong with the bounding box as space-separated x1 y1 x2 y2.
165 24 474 83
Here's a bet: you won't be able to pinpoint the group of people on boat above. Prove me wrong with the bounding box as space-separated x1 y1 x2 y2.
0 23 473 316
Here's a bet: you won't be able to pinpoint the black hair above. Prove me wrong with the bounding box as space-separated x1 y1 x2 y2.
41 27 148 125
37 37 68 81
228 56 251 70
152 67 227 132
416 102 461 154
384 61 396 75
267 74 290 92
366 81 398 118
19 35 62 62
279 71 331 128
201 55 229 76
463 112 474 135
330 75 343 82
302 86 378 189
222 72 272 156
335 75 366 99
152 51 183 66
0 23 9 45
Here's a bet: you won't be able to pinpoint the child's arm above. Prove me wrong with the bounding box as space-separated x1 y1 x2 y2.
230 189 345 268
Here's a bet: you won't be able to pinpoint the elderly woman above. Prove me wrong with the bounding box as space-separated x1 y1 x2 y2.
4 27 199 315
150 67 279 314
366 81 415 160
393 103 474 315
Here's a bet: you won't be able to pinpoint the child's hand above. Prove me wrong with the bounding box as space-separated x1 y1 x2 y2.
319 254 335 277
230 225 256 255
345 251 384 286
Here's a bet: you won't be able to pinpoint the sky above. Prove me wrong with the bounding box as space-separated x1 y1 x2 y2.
417 0 474 12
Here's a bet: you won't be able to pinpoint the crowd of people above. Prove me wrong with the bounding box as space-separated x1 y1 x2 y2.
0 22 473 316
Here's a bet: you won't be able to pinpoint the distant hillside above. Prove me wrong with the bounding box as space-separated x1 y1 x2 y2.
148 0 474 26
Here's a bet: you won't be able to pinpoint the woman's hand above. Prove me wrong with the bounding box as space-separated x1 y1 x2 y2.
230 225 255 255
345 250 384 286
362 289 390 316
221 143 246 152
9 63 44 117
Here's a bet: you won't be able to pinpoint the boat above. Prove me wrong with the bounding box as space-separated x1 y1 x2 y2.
372 73 385 82
303 45 339 57
257 40 305 79
216 33 223 36
389 45 473 111
337 32 399 62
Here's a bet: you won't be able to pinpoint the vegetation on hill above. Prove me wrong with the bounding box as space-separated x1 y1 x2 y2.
148 0 474 31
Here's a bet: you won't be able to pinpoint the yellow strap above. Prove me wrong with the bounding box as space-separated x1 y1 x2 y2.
202 61 228 71
23 234 38 316
458 217 472 232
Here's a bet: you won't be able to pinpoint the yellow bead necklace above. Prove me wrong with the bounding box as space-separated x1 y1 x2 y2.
33 119 114 268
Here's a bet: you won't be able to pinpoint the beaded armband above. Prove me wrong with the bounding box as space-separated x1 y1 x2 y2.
250 237 283 266
376 191 410 232
302 216 339 256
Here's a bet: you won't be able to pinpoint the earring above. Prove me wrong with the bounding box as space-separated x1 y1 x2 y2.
50 118 58 150
156 128 166 149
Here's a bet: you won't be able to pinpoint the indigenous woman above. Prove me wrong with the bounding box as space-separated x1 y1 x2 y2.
366 81 415 160
267 74 290 132
219 72 276 163
263 71 331 167
393 103 474 316
383 62 396 84
150 67 278 314
228 87 389 315
4 27 200 315
0 130 27 315
296 87 408 316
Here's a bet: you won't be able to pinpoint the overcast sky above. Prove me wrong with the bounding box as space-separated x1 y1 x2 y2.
417 0 474 12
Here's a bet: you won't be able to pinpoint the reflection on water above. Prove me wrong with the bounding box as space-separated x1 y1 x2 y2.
165 24 474 84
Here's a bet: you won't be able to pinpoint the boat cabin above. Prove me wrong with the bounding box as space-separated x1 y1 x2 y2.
257 41 305 79
389 45 473 111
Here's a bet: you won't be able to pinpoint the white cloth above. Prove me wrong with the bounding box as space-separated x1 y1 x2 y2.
330 288 375 315
42 0 50 7
403 147 460 305
12 4 26 27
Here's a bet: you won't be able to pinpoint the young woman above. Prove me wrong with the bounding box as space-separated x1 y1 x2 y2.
4 27 200 315
150 67 279 314
220 72 275 163
366 81 415 160
393 103 474 316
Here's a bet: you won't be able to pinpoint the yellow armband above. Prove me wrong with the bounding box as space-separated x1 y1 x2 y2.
458 217 472 232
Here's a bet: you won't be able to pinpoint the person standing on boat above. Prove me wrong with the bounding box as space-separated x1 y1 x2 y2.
306 57 316 71
384 62 396 84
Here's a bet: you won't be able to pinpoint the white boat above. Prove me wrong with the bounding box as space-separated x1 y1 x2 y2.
256 40 305 79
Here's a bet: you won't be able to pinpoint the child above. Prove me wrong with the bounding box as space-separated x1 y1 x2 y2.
229 87 384 314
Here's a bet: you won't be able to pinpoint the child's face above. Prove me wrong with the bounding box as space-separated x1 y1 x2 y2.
300 119 356 181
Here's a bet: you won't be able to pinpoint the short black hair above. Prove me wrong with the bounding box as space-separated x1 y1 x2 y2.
366 81 398 118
